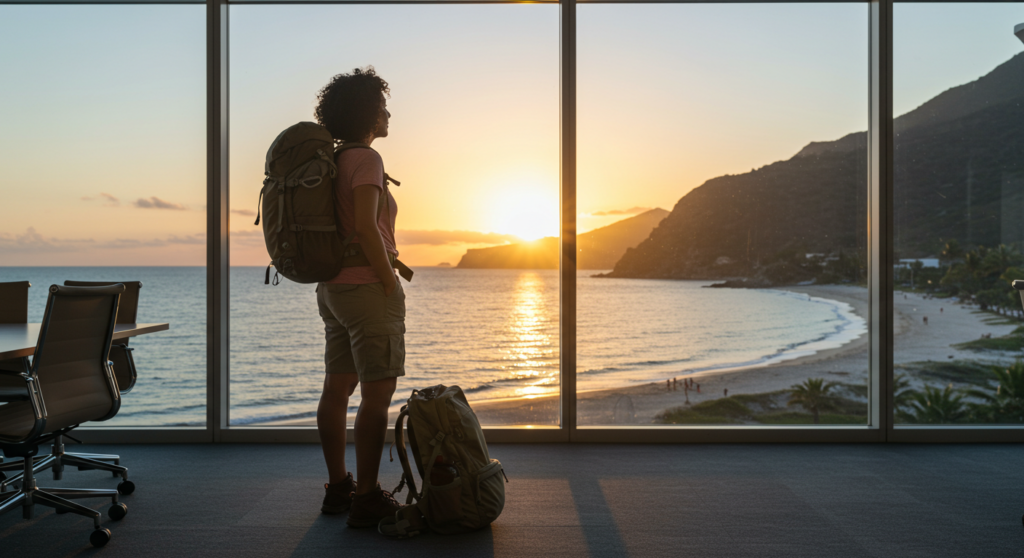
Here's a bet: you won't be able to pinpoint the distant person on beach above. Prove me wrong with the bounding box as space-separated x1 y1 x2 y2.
724 388 728 397
312 67 405 527
923 316 928 325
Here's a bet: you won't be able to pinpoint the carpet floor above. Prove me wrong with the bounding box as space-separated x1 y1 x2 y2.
1 443 1022 557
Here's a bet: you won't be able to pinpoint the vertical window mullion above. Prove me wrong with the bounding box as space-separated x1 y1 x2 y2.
561 0 577 441
868 0 893 439
207 0 229 441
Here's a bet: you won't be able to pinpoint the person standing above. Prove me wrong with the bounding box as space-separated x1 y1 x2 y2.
312 67 405 527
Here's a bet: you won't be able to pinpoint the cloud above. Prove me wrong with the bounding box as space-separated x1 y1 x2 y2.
168 234 205 245
0 228 210 254
231 209 257 217
104 238 169 249
0 227 95 253
81 192 120 207
134 197 187 210
590 206 652 217
396 230 522 246
100 233 203 249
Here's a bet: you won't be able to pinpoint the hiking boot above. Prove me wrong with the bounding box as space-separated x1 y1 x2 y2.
321 473 357 514
346 486 403 528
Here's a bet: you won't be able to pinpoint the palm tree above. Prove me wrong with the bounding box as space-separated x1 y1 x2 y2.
893 374 915 415
940 240 963 272
787 378 839 424
982 244 1021 278
968 361 1024 423
905 385 968 424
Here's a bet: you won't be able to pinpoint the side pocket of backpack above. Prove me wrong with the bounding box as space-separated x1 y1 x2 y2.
473 459 506 526
424 477 464 530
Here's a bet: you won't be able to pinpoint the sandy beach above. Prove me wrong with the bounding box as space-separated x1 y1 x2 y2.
474 285 1020 425
258 285 1019 427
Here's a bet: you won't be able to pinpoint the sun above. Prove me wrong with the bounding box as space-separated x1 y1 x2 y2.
490 188 559 242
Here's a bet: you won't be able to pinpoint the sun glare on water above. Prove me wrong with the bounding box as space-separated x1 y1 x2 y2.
490 188 559 242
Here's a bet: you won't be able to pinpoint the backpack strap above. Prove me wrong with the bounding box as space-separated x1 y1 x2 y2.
333 143 415 282
391 405 419 505
333 143 393 228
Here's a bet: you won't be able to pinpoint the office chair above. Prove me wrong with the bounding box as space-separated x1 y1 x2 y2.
0 281 140 493
0 284 129 547
54 281 142 481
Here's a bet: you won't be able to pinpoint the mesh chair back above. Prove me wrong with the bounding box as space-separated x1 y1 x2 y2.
0 285 123 442
63 280 142 392
0 281 31 324
63 280 141 324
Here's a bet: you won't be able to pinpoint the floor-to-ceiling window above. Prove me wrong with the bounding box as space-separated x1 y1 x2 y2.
227 4 561 428
577 3 870 427
0 4 208 427
5 0 1023 442
892 2 1024 427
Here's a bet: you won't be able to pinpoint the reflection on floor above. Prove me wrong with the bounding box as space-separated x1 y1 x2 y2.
1 443 1022 557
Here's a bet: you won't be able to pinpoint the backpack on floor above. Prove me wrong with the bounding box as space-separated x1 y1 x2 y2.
256 121 410 285
382 384 508 538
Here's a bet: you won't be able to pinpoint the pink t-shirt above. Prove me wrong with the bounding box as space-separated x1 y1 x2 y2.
326 148 399 284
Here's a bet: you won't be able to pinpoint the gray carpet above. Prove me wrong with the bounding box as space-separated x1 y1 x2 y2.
1 443 1023 557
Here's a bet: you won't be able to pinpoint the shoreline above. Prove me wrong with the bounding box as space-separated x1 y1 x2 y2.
255 285 1018 426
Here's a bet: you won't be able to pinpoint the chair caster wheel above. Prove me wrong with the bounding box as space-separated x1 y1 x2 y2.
117 480 135 495
108 502 127 521
90 528 111 547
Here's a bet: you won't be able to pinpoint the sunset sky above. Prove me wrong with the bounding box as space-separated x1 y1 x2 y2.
1 3 1022 266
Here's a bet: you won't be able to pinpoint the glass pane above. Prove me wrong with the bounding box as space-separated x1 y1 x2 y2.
578 4 869 426
893 3 1024 426
228 5 559 427
0 6 207 426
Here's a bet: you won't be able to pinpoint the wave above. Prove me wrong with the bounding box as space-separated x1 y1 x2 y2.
230 410 319 426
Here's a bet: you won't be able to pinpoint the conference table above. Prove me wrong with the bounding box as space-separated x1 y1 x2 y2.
0 323 170 361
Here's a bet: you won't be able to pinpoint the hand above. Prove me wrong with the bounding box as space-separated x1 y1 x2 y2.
383 277 398 297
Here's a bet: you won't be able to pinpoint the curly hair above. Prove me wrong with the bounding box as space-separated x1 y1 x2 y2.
314 66 390 143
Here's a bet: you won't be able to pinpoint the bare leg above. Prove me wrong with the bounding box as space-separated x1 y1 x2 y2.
317 373 359 485
353 376 397 495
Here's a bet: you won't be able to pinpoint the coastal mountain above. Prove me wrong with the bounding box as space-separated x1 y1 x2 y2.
457 208 669 269
605 52 1024 281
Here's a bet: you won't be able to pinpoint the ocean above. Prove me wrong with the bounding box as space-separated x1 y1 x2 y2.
0 267 863 426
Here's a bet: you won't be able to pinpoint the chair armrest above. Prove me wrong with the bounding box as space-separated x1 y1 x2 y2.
0 373 30 402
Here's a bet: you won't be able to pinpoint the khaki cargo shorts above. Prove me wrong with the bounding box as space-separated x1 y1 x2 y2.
316 281 406 382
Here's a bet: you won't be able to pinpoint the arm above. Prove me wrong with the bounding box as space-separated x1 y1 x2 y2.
353 184 397 295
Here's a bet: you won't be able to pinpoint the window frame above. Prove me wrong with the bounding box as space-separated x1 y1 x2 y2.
6 0 1016 444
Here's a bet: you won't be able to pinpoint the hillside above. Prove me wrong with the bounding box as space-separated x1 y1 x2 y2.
605 52 1024 282
457 209 669 269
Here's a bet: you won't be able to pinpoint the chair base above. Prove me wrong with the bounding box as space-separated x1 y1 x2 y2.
0 436 127 491
0 455 126 547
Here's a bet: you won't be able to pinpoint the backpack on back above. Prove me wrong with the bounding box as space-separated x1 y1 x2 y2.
257 121 412 285
383 384 507 537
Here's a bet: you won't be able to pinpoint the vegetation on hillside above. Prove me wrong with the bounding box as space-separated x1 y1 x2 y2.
897 240 1024 319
